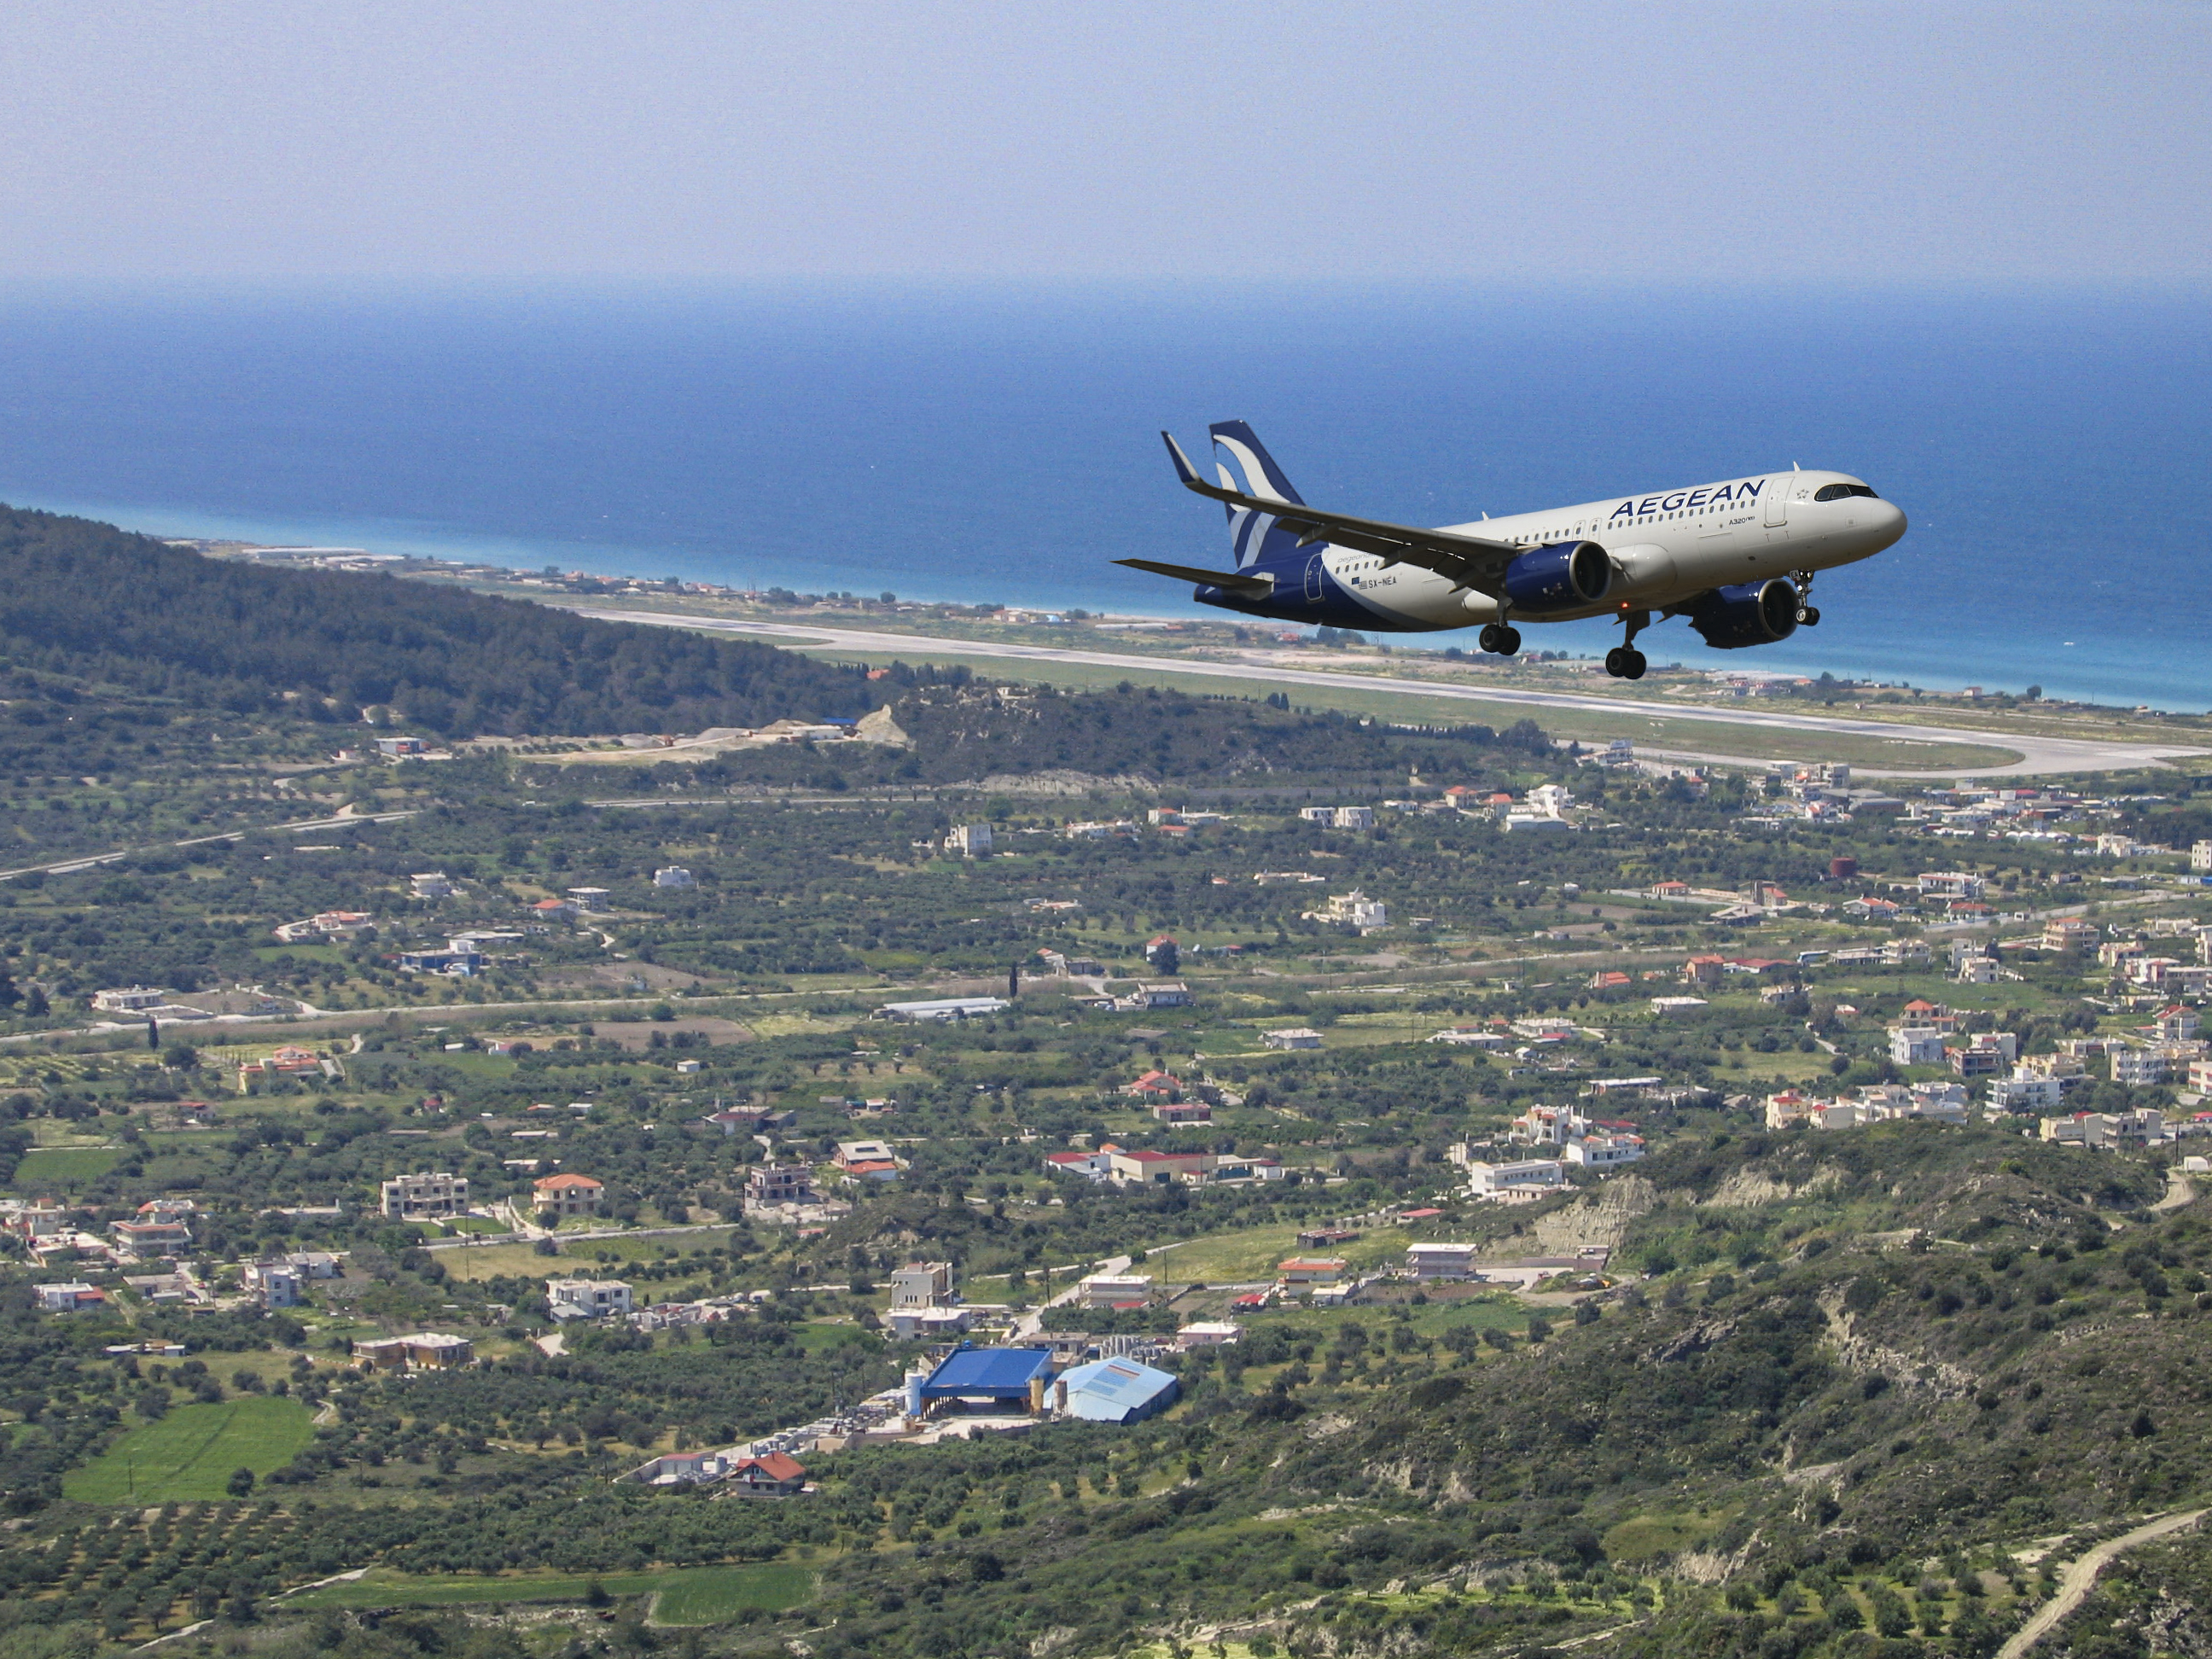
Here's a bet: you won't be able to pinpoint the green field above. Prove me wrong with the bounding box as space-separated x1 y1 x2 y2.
11 1145 123 1185
1147 1223 1412 1284
285 1563 816 1623
64 1397 314 1503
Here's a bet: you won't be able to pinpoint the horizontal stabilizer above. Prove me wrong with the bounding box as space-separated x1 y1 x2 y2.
1115 557 1275 595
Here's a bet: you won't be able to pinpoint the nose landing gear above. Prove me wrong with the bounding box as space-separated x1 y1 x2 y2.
1478 623 1522 656
1604 607 1650 679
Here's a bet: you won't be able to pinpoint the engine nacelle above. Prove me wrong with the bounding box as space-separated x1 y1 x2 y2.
1687 579 1800 649
1502 540 1612 614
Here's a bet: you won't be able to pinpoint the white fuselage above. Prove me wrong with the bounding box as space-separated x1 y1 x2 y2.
1317 469 1906 629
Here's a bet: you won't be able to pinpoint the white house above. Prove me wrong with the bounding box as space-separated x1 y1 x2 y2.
1563 1132 1644 1168
1464 1158 1566 1197
1889 1027 1947 1066
92 987 169 1013
1988 1072 2066 1113
946 824 994 857
547 1278 633 1319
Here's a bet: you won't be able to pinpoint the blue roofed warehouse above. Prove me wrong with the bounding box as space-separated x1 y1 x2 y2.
911 1345 1056 1417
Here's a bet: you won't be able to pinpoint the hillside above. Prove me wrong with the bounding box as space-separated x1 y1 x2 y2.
0 506 872 737
787 1125 2208 1659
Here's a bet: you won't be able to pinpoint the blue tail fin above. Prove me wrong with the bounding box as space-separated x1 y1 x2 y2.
1208 421 1306 505
1208 421 1307 570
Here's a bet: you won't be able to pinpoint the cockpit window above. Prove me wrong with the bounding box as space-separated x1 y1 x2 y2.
1814 482 1880 502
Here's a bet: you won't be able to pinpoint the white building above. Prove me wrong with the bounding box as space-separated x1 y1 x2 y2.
410 872 456 899
2112 1045 2197 1087
547 1278 634 1319
244 1262 303 1308
888 1261 954 1309
877 996 1009 1022
1116 982 1192 1010
1262 1027 1324 1050
1563 1132 1645 1167
1890 1027 1948 1066
1174 1321 1244 1348
1527 783 1573 818
2193 840 2212 873
1918 871 1983 899
946 824 994 857
1989 1072 2067 1113
1317 890 1388 929
1080 1272 1155 1307
91 987 168 1013
653 866 696 888
567 887 611 912
1300 806 1374 830
1464 1158 1567 1197
380 1171 468 1221
887 1307 973 1341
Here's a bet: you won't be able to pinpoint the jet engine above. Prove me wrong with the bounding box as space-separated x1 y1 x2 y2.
1687 579 1800 649
1502 540 1612 613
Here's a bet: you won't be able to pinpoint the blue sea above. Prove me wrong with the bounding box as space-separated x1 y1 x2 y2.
0 282 2203 709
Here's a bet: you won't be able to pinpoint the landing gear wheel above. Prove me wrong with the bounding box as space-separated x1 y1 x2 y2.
1492 626 1521 656
1621 649 1646 680
1479 625 1501 654
1797 606 1820 626
1604 648 1627 677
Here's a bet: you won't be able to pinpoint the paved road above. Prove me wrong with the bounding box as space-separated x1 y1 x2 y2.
0 808 418 882
1997 1508 2206 1658
424 1220 737 1253
571 610 2206 780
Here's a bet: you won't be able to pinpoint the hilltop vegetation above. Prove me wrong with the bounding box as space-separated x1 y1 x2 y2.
0 506 872 737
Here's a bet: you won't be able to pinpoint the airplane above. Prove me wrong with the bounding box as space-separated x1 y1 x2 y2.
1123 421 1907 678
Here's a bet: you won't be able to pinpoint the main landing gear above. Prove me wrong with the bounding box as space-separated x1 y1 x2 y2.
1478 623 1522 656
1791 570 1820 626
1604 608 1650 679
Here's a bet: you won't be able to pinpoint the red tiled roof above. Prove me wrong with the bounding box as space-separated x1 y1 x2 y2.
735 1452 806 1481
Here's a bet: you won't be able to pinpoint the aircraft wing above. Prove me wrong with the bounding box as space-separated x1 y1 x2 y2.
1114 557 1275 594
1161 431 1522 595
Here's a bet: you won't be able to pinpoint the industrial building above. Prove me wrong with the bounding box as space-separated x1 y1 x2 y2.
1051 1357 1179 1423
907 1345 1057 1417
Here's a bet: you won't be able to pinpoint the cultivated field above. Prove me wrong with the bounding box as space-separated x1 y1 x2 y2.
63 1398 314 1504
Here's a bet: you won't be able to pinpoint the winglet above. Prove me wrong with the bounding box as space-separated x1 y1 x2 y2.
1161 430 1204 488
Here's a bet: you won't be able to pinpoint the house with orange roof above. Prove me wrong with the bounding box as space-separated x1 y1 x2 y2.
532 1172 605 1219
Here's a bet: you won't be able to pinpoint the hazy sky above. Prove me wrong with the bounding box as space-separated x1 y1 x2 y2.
3 2 2206 284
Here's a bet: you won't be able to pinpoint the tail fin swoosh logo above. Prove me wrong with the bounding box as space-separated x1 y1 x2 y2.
1208 421 1307 506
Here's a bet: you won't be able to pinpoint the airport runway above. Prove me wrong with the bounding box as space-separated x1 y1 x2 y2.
574 608 2206 779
